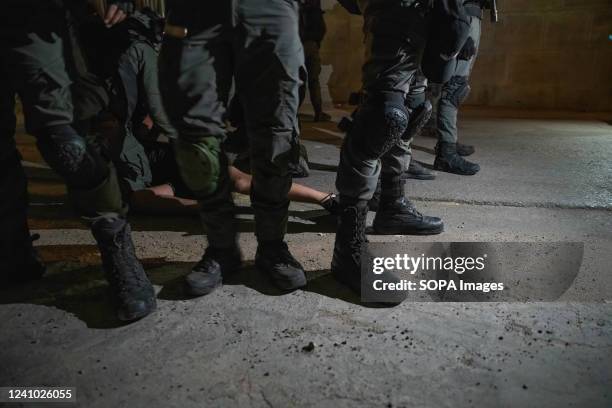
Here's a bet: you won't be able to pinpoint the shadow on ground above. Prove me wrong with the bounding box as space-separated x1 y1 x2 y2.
1 242 391 329
27 205 338 234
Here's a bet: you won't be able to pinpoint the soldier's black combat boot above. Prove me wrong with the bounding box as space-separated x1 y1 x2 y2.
403 160 436 180
331 200 368 294
314 111 331 122
256 240 306 291
331 199 407 304
91 217 157 321
185 246 242 296
18 234 46 283
434 142 480 175
456 142 475 156
372 175 444 235
2 232 47 285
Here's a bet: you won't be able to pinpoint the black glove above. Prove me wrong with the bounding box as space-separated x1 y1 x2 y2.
458 37 477 60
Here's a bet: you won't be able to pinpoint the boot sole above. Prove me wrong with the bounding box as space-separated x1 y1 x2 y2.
403 173 436 181
185 257 242 297
117 297 157 322
186 280 222 297
434 161 480 176
255 262 307 291
371 224 444 236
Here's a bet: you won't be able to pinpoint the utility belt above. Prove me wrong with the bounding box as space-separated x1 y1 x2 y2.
367 0 433 11
339 0 433 16
337 0 492 17
465 0 498 22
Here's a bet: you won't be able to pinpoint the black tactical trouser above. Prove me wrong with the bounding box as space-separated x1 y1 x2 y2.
303 40 323 115
336 0 430 201
1 3 125 215
382 71 428 178
159 0 303 246
0 2 127 269
0 96 32 276
108 40 159 196
429 11 481 144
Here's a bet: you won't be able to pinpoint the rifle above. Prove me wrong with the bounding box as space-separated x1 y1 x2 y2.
489 0 498 23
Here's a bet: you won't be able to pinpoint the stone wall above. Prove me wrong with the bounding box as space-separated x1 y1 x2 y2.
319 0 612 112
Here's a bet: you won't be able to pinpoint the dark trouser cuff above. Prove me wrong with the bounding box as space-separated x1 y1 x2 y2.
380 173 405 202
253 205 289 243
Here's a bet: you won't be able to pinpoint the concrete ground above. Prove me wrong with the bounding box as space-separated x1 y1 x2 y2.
1 108 611 407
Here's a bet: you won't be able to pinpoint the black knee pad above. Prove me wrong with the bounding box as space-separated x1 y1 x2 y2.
444 76 471 108
352 92 409 160
36 125 109 190
403 100 433 141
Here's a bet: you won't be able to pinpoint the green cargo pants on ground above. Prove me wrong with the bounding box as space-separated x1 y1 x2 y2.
335 0 430 201
159 0 303 247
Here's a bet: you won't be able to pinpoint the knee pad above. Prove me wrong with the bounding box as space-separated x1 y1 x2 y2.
403 100 433 141
444 76 471 108
174 137 222 197
352 92 409 160
36 125 109 190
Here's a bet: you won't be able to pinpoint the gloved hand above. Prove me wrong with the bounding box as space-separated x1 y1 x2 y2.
103 0 135 27
458 37 477 60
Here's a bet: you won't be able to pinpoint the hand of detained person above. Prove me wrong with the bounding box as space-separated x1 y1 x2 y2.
103 1 135 27
458 37 477 60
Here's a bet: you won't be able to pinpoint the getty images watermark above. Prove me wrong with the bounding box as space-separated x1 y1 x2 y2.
360 242 585 303
371 252 503 293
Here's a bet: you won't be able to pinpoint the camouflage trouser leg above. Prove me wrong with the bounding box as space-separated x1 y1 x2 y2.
436 14 481 144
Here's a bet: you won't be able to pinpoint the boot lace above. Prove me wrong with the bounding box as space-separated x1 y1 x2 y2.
102 226 148 295
193 247 222 273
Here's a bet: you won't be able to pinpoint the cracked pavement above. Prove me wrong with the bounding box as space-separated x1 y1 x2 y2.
1 109 611 407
